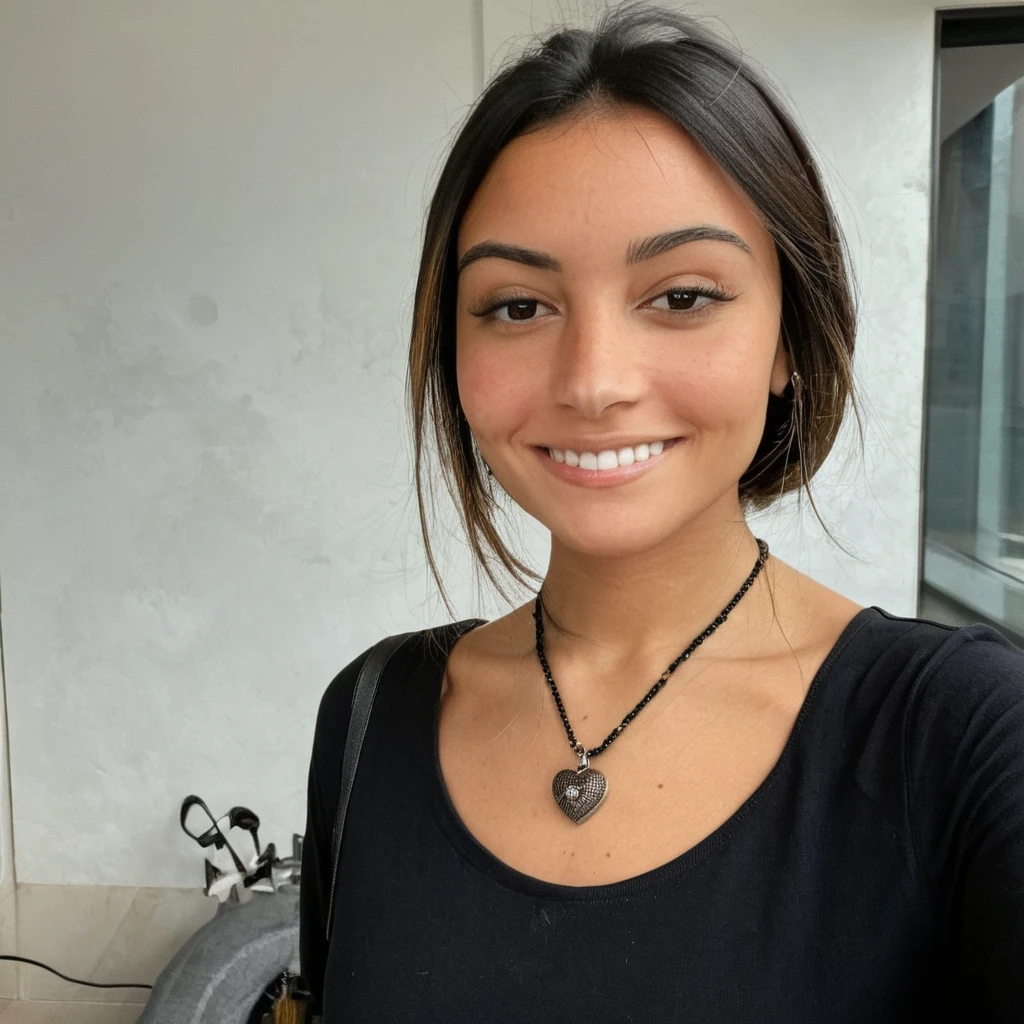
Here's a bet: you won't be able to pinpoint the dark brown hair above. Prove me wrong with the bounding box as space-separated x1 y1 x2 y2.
407 1 859 615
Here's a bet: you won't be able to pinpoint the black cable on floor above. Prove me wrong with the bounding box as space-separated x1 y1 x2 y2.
0 954 153 990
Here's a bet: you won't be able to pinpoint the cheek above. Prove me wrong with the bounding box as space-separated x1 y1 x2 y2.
657 348 769 441
455 337 537 440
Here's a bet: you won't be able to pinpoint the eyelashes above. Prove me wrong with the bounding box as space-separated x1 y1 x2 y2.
467 284 736 327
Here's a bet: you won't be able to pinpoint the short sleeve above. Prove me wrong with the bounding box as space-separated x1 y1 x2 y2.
905 625 1024 1020
298 644 374 1019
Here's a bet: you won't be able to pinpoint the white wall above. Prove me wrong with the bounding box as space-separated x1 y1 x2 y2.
0 0 1004 892
0 1 479 890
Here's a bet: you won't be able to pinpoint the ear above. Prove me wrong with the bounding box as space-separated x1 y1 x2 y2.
769 334 792 397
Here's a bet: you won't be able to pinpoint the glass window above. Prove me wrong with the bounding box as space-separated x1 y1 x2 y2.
921 8 1024 645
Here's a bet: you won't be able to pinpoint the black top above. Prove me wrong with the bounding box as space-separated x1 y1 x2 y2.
299 606 1024 1023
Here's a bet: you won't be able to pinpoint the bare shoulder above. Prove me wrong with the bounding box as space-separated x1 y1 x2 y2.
759 554 867 666
440 603 537 700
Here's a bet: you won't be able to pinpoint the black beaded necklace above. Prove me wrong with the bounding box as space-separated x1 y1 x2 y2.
533 537 770 824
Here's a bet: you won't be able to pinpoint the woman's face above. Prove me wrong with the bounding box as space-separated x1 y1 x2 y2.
455 103 790 558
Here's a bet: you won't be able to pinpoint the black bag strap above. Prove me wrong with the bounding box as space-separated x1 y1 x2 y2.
324 630 416 942
323 619 484 942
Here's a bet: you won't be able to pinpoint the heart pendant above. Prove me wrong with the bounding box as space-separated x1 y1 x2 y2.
552 765 608 824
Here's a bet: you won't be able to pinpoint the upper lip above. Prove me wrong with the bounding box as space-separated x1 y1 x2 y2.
536 436 679 452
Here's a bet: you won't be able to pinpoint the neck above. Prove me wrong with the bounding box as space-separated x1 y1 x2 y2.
535 511 772 675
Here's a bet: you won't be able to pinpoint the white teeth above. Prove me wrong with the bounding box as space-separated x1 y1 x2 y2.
546 439 671 470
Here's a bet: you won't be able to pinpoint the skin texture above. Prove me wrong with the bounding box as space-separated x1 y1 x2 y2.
439 103 863 885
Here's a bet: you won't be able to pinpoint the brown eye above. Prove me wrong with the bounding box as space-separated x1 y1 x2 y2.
498 299 539 322
469 295 555 324
655 289 703 311
648 285 732 316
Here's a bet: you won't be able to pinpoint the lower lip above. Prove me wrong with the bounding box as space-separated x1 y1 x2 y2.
532 439 682 488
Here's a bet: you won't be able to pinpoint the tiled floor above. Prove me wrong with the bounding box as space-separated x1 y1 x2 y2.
0 1000 143 1022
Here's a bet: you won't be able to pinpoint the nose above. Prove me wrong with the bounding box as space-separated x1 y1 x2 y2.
552 304 646 419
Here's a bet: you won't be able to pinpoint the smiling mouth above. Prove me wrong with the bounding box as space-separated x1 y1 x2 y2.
541 437 680 471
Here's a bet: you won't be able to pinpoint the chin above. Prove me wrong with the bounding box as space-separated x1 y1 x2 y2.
546 509 698 559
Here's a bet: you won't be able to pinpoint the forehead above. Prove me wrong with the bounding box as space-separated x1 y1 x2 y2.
457 103 775 267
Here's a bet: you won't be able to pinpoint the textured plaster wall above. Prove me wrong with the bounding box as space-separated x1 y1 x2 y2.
0 1 480 887
0 0 1004 888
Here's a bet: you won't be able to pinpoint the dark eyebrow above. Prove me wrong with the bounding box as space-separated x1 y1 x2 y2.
457 241 562 274
625 225 753 264
457 224 753 275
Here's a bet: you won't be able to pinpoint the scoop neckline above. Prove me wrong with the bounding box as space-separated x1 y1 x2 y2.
424 605 880 901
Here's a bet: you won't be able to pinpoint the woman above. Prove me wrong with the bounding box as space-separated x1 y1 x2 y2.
299 4 1024 1021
